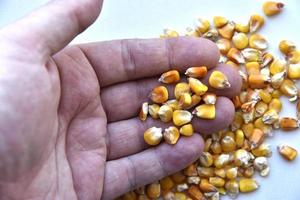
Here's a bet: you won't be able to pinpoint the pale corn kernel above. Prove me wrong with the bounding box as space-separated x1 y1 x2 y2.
193 104 216 119
139 102 148 121
165 99 182 110
249 128 265 149
204 138 213 152
234 149 251 167
209 177 225 187
279 79 298 99
241 48 263 63
255 101 268 117
174 82 191 100
218 21 235 39
259 90 272 103
199 179 218 193
159 70 180 84
197 167 215 178
279 40 296 55
176 183 189 192
248 74 270 89
270 59 286 75
221 136 237 152
150 86 169 103
185 66 208 78
222 130 235 138
271 71 286 89
187 185 204 200
213 16 228 28
231 112 243 131
146 182 161 199
199 152 214 167
262 52 274 67
187 176 201 185
249 14 264 33
173 110 193 126
252 143 272 157
249 34 268 50
246 62 260 75
203 29 219 41
209 71 230 89
216 38 231 54
162 29 179 38
254 157 269 176
148 104 160 119
239 178 259 193
236 129 245 148
263 1 284 16
232 32 249 50
178 93 192 108
163 192 174 200
171 172 186 184
287 50 300 64
225 180 239 199
214 168 226 179
185 27 200 37
288 64 300 79
226 167 238 180
188 77 208 95
183 164 198 177
144 127 163 146
194 18 210 34
279 117 299 131
235 22 250 33
160 176 175 191
242 123 254 139
243 166 255 178
202 93 217 105
278 144 298 161
158 105 173 122
180 124 194 136
227 48 245 64
214 153 231 168
242 107 255 124
211 141 222 154
164 126 180 145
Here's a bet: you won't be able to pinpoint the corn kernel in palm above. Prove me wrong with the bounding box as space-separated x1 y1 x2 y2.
174 82 190 100
144 127 163 146
163 126 180 145
209 71 230 89
150 86 169 103
139 102 148 121
158 105 173 122
173 110 193 126
179 124 194 136
193 104 216 119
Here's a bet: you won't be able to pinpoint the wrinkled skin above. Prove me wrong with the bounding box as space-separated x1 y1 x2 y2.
0 0 241 199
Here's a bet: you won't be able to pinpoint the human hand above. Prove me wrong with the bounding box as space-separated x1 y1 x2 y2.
0 0 241 199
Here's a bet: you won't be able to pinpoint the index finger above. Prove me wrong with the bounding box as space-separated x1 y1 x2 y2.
79 37 220 87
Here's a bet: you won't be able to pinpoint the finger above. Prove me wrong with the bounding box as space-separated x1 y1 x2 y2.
101 64 241 122
103 134 204 200
107 97 234 160
0 0 103 56
80 37 220 87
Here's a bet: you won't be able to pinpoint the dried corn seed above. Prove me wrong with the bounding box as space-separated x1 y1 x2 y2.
139 102 148 121
249 128 265 149
160 176 175 191
254 157 268 171
214 153 231 168
222 130 235 138
213 16 228 28
218 187 227 195
231 112 243 131
279 117 299 131
242 123 254 138
288 64 300 79
262 109 279 125
144 127 163 146
164 126 180 145
193 104 216 119
287 50 300 64
254 118 272 136
209 71 230 89
271 71 286 89
187 176 201 185
159 70 180 84
270 59 286 75
279 79 298 100
249 14 264 33
202 93 217 105
203 29 219 41
221 136 237 152
226 60 239 69
187 94 202 109
177 183 189 192
209 177 225 187
246 62 260 75
234 149 251 167
173 110 193 126
162 29 179 38
225 180 239 199
249 34 268 50
204 138 212 152
235 22 250 33
248 74 270 89
232 32 249 50
200 179 218 193
185 27 200 37
214 168 226 179
243 166 255 178
211 141 222 154
216 38 231 54
271 89 282 98
218 21 235 39
188 77 208 95
187 185 204 200
262 52 274 67
227 48 245 64
242 107 255 124
150 86 169 103
255 101 268 117
279 40 296 54
165 99 181 110
171 172 186 184
122 191 137 200
278 144 298 161
239 178 259 193
236 129 245 148
242 48 263 63
226 167 238 180
263 1 284 16
162 192 175 200
146 182 161 199
184 164 198 177
194 18 210 34
197 167 215 178
180 124 194 136
148 104 160 119
200 152 214 167
185 66 208 78
179 93 192 108
158 105 173 122
174 82 191 100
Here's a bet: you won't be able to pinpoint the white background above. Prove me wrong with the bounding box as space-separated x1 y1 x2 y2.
1 0 300 199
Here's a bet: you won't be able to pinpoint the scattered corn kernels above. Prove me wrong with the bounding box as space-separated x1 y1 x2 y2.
185 66 208 78
173 110 193 126
278 144 298 161
159 70 180 84
209 71 230 89
150 86 169 103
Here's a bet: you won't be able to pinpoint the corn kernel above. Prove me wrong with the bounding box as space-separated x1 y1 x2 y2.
213 16 228 28
279 79 298 99
203 29 219 41
221 136 236 152
146 182 161 199
209 71 230 89
160 176 175 191
259 90 272 104
197 167 215 178
185 27 199 37
235 22 250 33
171 172 186 184
232 96 242 110
187 94 202 109
185 66 208 78
239 178 259 193
162 192 174 200
242 107 255 124
209 177 225 187
236 129 245 148
249 128 265 149
226 167 238 180
288 64 300 79
278 144 298 161
225 180 239 199
270 59 286 75
287 50 300 64
179 93 192 108
242 123 254 138
214 168 226 178
271 89 282 98
234 149 251 167
158 105 173 122
211 141 222 154
246 62 260 75
262 52 274 67
216 38 231 54
184 164 198 177
187 185 204 200
194 18 210 34
179 124 194 136
144 127 163 146
279 117 299 131
214 153 231 168
163 126 180 145
159 70 180 84
137 195 149 200
243 166 255 178
193 104 216 119
254 118 272 136
227 47 245 64
177 183 189 192
249 14 265 33
262 109 279 124
271 71 286 89
150 86 169 103
204 138 212 152
252 143 272 157
148 104 160 119
263 1 284 16
255 101 268 117
279 40 296 55
199 152 214 167
248 74 270 89
162 29 179 38
232 32 249 50
241 48 263 63
231 112 243 131
174 82 191 100
165 99 182 110
200 179 218 193
173 110 193 126
188 77 208 95
249 34 268 50
218 21 235 39
139 102 148 121
202 93 217 105
254 157 269 177
187 176 201 185
135 187 145 195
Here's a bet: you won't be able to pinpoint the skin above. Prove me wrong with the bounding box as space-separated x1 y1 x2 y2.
0 0 242 199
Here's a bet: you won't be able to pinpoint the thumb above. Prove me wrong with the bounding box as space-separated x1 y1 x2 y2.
0 0 103 57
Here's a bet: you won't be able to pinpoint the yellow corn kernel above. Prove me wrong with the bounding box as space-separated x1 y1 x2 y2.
271 71 286 89
179 124 194 136
173 110 193 126
160 176 175 191
225 180 239 199
213 16 228 28
162 29 179 38
211 141 222 154
249 128 265 149
202 93 217 105
146 182 161 199
199 179 218 193
263 1 284 16
188 77 208 95
218 187 227 195
239 178 259 193
159 70 180 84
234 149 251 167
193 104 216 119
262 52 274 67
262 109 279 125
226 167 238 180
221 136 236 152
158 105 173 122
248 74 270 89
209 71 230 89
235 129 245 148
249 14 265 33
174 192 187 200
184 164 197 177
249 34 268 50
204 138 212 152
227 47 245 64
216 38 231 55
235 22 249 33
287 50 300 64
252 143 272 157
171 172 186 184
165 99 181 110
209 177 225 187
139 102 148 121
243 166 255 178
178 93 192 108
163 126 180 145
278 144 298 161
185 66 207 78
231 112 243 131
174 82 190 100
197 167 214 178
144 127 163 146
214 168 226 178
199 152 213 167
271 89 282 98
241 48 263 63
185 27 200 37
232 32 249 50
270 59 286 75
242 106 255 124
259 90 272 103
218 21 235 39
194 18 210 34
269 98 282 113
214 153 231 168
255 101 268 117
280 79 298 100
150 86 169 103
148 104 160 119
279 40 296 55
279 117 299 131
254 118 272 135
187 94 202 109
288 64 300 79
246 62 260 75
203 28 219 41
122 191 137 200
242 123 254 139
187 185 203 200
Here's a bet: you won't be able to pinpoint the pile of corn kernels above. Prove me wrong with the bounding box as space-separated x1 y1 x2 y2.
120 1 300 200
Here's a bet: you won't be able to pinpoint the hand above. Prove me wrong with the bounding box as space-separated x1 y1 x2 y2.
0 0 241 199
